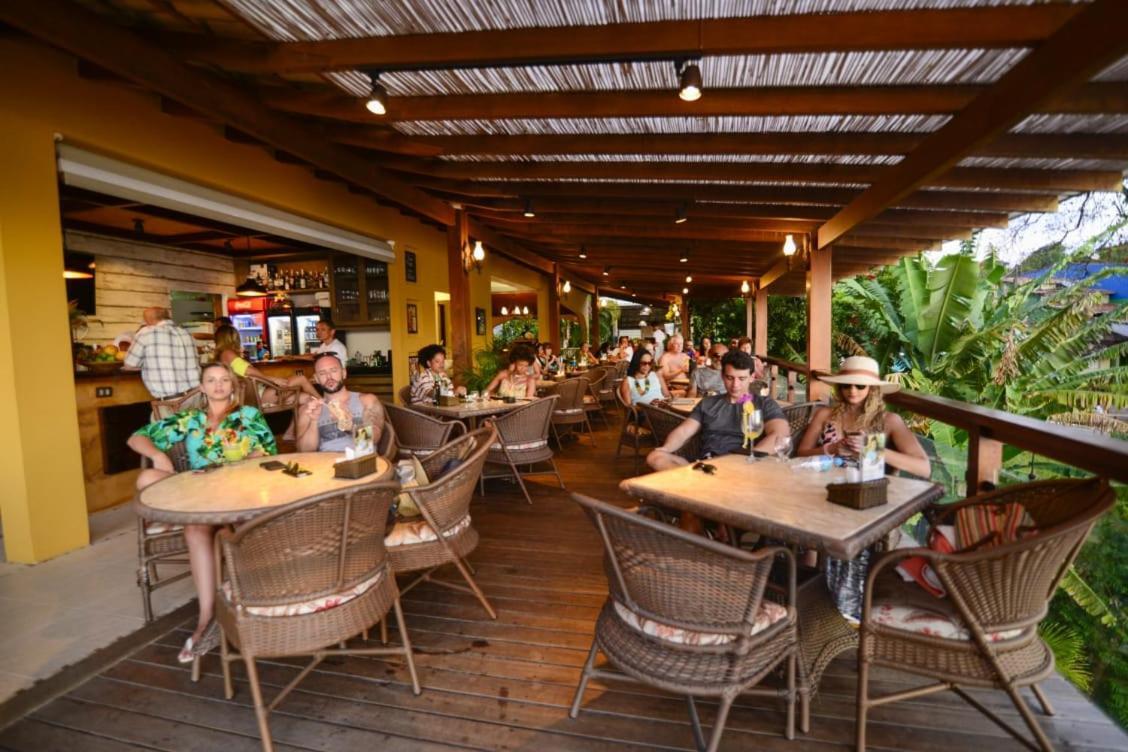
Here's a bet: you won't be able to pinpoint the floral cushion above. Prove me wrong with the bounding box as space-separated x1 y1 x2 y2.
144 521 183 536
613 599 788 646
385 515 472 548
870 602 1023 642
222 569 384 618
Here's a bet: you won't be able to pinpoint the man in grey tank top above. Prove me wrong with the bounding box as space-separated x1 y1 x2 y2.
295 353 387 453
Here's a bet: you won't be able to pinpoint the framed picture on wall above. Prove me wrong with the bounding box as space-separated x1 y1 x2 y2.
475 307 486 335
404 250 417 283
406 302 418 333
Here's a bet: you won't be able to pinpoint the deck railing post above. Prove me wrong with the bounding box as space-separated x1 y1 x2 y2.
966 428 1003 494
806 239 832 401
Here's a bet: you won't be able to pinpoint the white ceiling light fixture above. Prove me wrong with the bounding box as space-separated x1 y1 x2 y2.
522 305 530 315
562 279 571 294
685 275 693 283
682 287 690 295
783 234 798 256
679 250 689 263
578 246 588 259
741 280 751 295
677 61 703 102
365 72 388 116
500 306 508 316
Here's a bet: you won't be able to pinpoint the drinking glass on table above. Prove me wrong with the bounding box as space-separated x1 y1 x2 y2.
744 408 764 463
773 434 793 463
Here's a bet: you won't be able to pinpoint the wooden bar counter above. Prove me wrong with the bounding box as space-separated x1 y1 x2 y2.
74 358 392 513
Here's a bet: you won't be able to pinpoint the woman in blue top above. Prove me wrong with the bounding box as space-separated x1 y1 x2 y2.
618 347 670 406
128 362 277 664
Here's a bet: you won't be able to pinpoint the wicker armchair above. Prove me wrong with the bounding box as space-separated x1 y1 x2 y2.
856 477 1115 752
398 384 411 406
149 387 207 420
550 377 596 447
214 481 419 752
482 395 563 504
582 369 609 427
593 365 618 413
614 387 654 475
376 420 398 461
569 494 799 752
135 441 192 622
244 374 302 445
637 402 700 461
781 401 821 445
389 426 497 619
386 403 465 459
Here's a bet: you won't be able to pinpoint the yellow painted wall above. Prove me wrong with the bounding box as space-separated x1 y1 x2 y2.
0 37 454 559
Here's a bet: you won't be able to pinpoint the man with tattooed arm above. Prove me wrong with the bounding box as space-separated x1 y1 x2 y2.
295 353 386 452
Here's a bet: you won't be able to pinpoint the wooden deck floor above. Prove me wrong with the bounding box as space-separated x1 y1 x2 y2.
1 417 1125 751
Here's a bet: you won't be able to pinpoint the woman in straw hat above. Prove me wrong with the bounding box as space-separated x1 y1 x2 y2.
796 355 930 479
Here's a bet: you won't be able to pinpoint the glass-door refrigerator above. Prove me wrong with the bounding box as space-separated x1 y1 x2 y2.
266 300 295 357
226 297 267 356
294 307 327 355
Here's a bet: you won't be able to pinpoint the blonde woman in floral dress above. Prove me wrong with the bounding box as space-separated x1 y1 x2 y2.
128 362 277 663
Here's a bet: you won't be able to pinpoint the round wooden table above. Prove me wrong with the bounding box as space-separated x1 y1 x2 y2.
135 452 393 525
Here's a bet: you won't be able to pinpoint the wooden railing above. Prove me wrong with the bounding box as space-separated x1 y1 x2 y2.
762 355 1128 488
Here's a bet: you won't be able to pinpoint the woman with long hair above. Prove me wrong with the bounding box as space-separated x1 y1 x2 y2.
410 344 463 403
618 347 670 406
129 362 277 663
485 344 538 399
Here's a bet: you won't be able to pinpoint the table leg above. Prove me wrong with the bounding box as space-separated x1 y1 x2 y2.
794 571 858 730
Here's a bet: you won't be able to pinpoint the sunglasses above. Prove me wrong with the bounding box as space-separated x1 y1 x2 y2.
692 461 717 475
639 359 653 365
840 383 870 391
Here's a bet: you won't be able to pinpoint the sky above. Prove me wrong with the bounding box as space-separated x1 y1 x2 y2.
934 181 1128 266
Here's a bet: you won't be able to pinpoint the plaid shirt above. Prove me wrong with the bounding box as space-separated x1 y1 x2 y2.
123 320 200 398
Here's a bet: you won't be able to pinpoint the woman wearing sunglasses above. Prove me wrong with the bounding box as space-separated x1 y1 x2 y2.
795 355 930 478
618 348 670 406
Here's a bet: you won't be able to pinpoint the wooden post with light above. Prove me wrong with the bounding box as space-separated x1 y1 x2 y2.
548 263 562 351
806 233 832 401
446 209 474 374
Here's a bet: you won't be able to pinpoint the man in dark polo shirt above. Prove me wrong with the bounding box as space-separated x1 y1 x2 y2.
647 350 789 471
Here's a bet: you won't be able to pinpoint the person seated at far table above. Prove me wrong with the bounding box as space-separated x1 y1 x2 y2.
657 334 691 384
485 344 538 400
648 350 789 471
795 356 930 478
128 362 277 665
610 335 634 363
736 336 766 380
296 353 386 452
619 348 670 407
689 343 728 397
538 341 562 374
409 343 464 404
577 341 599 367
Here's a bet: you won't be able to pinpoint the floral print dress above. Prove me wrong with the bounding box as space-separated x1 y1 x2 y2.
133 406 277 469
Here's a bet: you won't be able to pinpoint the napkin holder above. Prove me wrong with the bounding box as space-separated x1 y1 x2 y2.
826 478 888 510
334 453 377 479
438 394 460 406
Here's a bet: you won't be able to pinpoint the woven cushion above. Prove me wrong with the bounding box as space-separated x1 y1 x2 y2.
144 521 184 536
613 599 787 646
385 515 472 548
222 569 384 618
490 439 548 451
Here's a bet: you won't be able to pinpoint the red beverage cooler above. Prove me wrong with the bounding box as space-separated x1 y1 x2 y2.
226 297 267 357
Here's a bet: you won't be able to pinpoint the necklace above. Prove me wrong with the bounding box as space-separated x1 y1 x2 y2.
633 375 650 395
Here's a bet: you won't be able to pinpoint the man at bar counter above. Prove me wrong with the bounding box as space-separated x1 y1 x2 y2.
122 306 200 400
309 319 348 363
648 350 788 471
295 353 386 452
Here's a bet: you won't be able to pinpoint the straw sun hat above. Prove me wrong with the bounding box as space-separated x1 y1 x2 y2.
818 356 900 394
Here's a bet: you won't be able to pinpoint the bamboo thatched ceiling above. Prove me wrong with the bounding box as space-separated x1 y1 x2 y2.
12 0 1128 298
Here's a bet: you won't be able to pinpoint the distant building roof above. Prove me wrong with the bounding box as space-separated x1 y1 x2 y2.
1020 263 1128 302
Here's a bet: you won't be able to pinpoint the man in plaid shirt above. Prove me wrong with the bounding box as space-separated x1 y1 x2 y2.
123 307 200 399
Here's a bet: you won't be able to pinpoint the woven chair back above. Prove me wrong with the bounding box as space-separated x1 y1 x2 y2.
574 493 782 639
637 403 683 446
552 378 588 422
493 395 557 447
584 369 606 392
614 360 629 378
929 478 1113 632
377 421 398 461
245 375 301 416
398 384 411 406
221 481 398 609
139 440 192 473
150 387 208 421
781 401 821 440
409 426 494 532
385 403 460 450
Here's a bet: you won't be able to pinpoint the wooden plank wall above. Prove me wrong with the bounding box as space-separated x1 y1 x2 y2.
65 231 235 344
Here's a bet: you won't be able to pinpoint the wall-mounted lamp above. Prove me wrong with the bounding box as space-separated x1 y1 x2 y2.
562 279 571 294
783 234 797 257
741 279 751 295
464 239 486 273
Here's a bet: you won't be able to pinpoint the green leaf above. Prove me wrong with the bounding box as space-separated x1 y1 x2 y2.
1039 620 1093 693
918 255 981 366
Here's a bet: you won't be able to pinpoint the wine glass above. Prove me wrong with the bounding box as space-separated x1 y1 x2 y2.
773 434 793 463
744 408 764 463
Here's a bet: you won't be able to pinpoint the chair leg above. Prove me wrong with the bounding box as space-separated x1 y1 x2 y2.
786 651 796 740
138 565 154 623
569 639 599 718
220 628 234 699
1004 683 1055 752
380 617 389 645
242 655 275 752
686 696 706 752
584 416 597 447
856 649 870 752
510 460 535 505
452 556 497 619
705 694 736 752
392 598 422 696
191 656 201 683
1031 683 1055 716
550 457 566 489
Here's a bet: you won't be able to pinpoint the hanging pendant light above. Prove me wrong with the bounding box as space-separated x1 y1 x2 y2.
578 245 587 259
236 275 268 297
741 280 751 295
677 61 703 102
366 72 388 115
685 275 693 283
500 306 508 316
679 250 689 263
674 203 689 224
522 305 530 315
783 234 797 256
522 198 536 218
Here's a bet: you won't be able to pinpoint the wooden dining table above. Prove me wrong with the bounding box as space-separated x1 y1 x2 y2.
409 397 530 429
620 454 942 730
135 452 393 526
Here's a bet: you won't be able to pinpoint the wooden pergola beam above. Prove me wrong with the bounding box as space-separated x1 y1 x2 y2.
167 5 1080 74
0 0 455 226
263 83 1128 123
341 131 1128 160
818 0 1128 249
387 157 1123 193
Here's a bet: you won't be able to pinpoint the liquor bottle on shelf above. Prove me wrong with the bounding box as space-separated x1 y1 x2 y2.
299 269 307 289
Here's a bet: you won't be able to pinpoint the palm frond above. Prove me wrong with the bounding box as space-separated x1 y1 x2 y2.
1047 411 1128 435
1033 389 1128 411
918 255 982 366
1060 566 1122 632
834 332 869 358
1038 620 1093 693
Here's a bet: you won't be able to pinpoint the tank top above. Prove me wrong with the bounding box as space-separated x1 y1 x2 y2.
628 373 665 405
498 375 528 399
317 392 365 451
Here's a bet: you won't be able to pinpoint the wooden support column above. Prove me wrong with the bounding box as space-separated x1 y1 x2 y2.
681 296 691 342
745 296 754 339
548 263 561 350
446 209 472 375
754 288 768 357
966 428 1003 494
806 242 832 401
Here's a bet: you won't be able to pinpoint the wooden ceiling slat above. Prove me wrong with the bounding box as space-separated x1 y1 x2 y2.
386 157 1122 192
818 0 1128 249
165 5 1080 74
262 83 1128 123
338 131 1128 160
0 0 455 226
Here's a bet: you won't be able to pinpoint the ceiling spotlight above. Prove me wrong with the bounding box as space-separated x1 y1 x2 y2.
522 198 535 218
500 306 508 316
685 275 693 283
682 287 690 295
620 284 626 290
679 250 689 263
578 245 588 259
741 279 751 295
674 203 689 224
365 72 388 115
602 266 610 276
677 61 703 102
562 279 571 294
783 234 797 256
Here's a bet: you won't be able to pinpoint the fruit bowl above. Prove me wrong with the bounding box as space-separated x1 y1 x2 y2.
83 361 123 374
